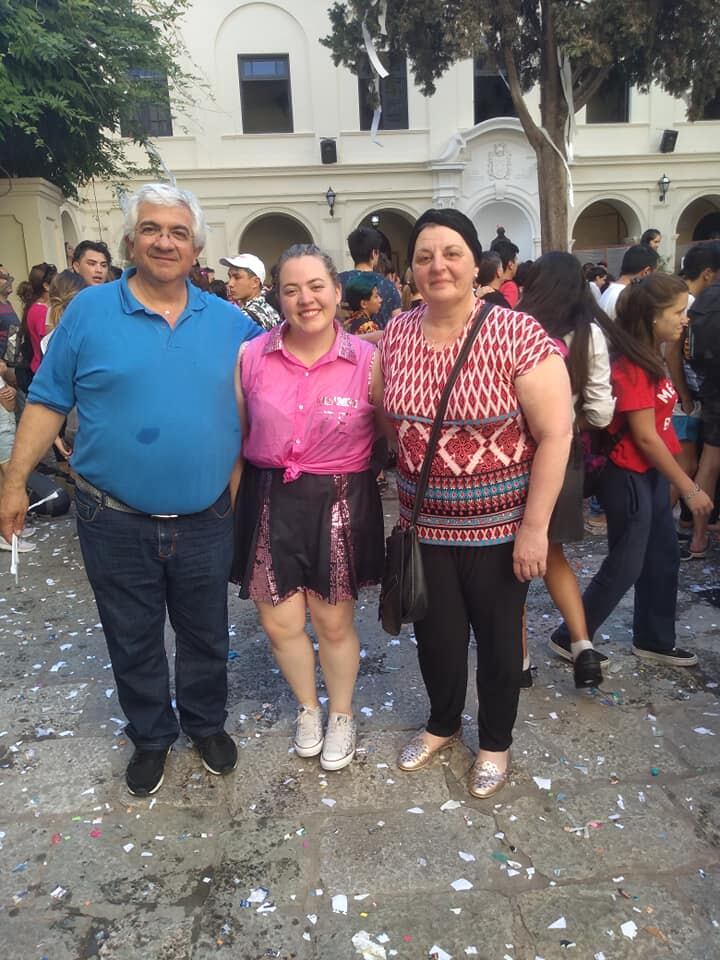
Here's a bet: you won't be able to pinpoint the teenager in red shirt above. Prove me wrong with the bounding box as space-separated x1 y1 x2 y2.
553 273 712 666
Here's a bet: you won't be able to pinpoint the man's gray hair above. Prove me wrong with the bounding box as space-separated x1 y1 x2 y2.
120 183 207 258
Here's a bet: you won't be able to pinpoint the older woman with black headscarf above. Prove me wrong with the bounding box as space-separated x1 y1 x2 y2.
380 210 572 798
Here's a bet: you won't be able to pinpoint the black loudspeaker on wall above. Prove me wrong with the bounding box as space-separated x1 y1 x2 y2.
320 138 337 164
660 129 678 153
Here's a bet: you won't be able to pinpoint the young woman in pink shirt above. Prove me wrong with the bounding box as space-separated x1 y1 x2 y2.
17 262 57 388
232 244 385 771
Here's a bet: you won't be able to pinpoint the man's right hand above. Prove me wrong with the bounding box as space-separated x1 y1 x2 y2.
0 482 29 543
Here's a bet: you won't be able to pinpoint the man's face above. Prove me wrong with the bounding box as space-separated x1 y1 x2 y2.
73 251 109 285
0 269 13 299
126 203 199 286
227 268 259 304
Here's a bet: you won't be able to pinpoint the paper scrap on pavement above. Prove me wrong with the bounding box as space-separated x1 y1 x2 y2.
548 916 567 929
351 930 387 960
429 947 452 960
620 920 638 939
533 777 552 790
451 878 473 891
332 894 348 914
458 851 476 862
440 800 462 811
693 727 715 736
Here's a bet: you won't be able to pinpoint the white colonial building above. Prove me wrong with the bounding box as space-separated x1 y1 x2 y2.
3 0 720 282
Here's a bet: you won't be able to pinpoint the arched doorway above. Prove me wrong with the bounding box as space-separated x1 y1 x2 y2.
359 209 415 273
572 199 642 275
239 214 313 274
472 201 534 261
675 196 720 268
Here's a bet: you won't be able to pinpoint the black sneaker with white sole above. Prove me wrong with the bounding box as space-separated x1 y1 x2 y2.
631 645 698 667
126 746 171 796
549 631 609 667
194 731 238 775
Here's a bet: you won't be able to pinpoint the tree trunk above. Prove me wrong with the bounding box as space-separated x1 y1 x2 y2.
535 139 569 252
497 0 570 251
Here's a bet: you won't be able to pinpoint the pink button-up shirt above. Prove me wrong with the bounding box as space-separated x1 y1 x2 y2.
240 322 377 482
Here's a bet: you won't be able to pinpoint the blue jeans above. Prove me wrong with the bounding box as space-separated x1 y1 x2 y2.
75 486 234 749
555 463 679 652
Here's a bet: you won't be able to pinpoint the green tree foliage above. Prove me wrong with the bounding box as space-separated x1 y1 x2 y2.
323 0 720 249
0 0 194 198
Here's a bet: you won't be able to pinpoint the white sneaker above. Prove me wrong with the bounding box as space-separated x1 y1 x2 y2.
293 705 324 757
20 526 36 538
0 536 36 553
320 713 356 771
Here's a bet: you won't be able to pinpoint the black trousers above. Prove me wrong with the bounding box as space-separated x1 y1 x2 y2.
414 540 529 751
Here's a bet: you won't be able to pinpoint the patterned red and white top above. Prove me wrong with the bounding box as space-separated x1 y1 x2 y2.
381 301 558 545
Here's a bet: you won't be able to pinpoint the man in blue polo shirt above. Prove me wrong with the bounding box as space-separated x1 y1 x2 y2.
0 183 260 796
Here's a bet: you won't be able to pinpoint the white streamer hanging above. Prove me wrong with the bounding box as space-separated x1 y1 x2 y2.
557 50 576 163
361 3 389 146
361 18 389 79
539 126 575 208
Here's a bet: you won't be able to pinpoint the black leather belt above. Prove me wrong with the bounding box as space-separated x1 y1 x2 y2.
74 475 179 518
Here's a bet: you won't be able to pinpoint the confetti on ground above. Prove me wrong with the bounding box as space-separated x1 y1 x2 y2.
620 920 638 939
351 930 387 959
332 894 348 914
450 878 473 891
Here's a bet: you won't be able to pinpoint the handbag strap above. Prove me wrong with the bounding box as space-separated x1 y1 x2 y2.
410 300 495 526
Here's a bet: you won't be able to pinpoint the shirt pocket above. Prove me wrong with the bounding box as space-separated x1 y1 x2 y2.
315 395 362 434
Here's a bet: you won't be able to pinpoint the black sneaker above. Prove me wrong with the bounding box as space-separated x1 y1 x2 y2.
573 649 604 689
632 645 699 667
549 631 609 667
126 747 171 796
194 731 238 775
519 665 534 688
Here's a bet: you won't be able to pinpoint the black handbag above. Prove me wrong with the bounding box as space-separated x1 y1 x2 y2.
378 300 495 635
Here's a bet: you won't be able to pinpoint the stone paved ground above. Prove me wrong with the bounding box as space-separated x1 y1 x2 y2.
0 483 719 960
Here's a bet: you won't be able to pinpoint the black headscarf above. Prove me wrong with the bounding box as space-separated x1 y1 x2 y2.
407 209 483 268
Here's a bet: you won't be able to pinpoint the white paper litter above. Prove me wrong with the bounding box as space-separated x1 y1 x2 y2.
548 916 567 929
407 806 424 814
440 800 462 811
450 878 473 891
248 887 268 903
620 920 638 939
458 851 476 862
533 777 552 790
351 930 387 959
693 727 715 736
321 798 337 807
332 894 348 914
429 947 452 960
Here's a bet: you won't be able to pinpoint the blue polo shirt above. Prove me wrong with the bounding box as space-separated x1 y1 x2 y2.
29 270 261 514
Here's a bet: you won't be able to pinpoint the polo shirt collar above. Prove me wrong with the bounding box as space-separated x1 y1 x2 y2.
262 320 359 365
118 267 206 317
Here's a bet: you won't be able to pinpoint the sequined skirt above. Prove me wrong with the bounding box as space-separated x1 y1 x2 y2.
231 465 384 605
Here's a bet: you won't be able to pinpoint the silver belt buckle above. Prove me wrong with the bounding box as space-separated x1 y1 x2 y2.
150 513 179 519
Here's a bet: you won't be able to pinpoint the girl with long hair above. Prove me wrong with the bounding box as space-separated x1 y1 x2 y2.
16 262 57 389
519 252 617 686
550 273 712 667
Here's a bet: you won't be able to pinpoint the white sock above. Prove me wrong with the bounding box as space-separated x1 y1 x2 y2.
570 639 593 660
522 654 530 671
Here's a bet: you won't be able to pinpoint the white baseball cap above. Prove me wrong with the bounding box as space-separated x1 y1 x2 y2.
219 253 266 284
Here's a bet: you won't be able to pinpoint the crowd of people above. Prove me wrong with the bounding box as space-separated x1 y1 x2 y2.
0 183 718 803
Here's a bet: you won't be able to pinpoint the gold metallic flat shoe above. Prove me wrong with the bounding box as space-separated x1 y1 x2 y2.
468 755 511 799
397 729 461 772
